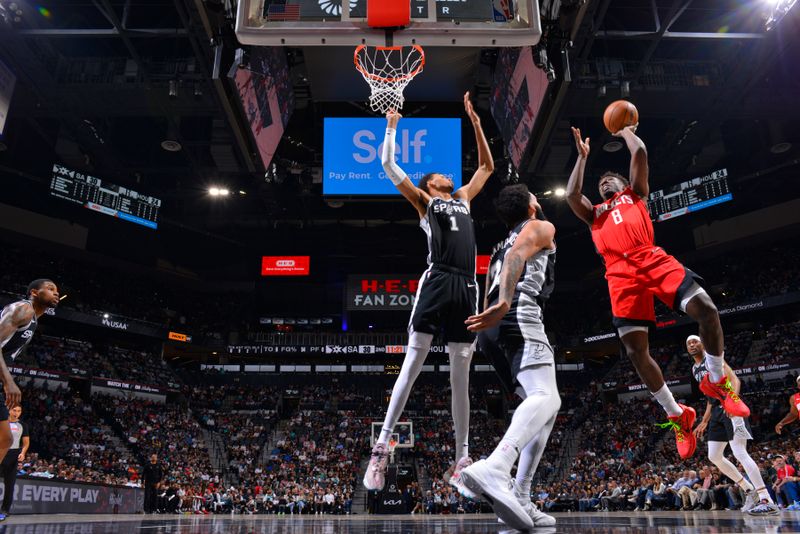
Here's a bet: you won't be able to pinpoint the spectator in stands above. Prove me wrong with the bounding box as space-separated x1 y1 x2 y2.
772 455 800 506
143 454 163 514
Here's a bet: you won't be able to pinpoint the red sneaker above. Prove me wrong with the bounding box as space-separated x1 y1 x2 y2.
699 375 750 417
660 404 696 459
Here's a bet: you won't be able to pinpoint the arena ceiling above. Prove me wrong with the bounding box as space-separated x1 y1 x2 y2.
0 0 798 278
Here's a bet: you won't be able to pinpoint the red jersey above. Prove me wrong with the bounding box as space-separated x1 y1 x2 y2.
591 187 655 263
777 463 795 481
793 393 800 414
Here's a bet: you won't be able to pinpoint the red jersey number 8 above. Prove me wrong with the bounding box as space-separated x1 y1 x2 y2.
611 208 623 225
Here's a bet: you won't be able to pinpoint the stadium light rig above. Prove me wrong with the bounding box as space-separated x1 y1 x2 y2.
765 0 798 30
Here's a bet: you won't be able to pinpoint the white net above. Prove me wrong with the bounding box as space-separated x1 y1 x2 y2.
354 45 425 113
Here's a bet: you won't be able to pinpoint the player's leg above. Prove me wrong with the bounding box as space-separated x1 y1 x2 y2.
448 341 473 462
649 252 749 416
459 362 559 531
443 276 478 495
728 437 779 514
619 329 697 458
364 329 433 491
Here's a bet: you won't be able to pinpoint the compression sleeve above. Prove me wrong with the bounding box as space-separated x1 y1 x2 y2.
381 128 408 186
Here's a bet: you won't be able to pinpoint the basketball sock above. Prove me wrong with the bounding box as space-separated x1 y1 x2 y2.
730 437 772 502
377 331 433 447
704 351 725 383
487 364 559 474
652 384 683 417
448 342 474 461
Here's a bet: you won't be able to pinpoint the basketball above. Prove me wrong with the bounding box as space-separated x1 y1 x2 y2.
603 100 639 134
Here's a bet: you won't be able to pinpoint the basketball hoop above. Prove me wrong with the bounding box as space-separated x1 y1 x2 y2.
354 45 425 113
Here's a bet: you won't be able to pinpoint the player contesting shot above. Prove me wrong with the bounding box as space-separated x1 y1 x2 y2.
460 184 559 530
363 92 494 498
565 123 748 460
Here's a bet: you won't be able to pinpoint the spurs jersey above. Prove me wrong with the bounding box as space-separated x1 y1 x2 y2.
487 220 556 359
591 187 655 263
420 197 476 274
0 300 37 361
692 360 721 407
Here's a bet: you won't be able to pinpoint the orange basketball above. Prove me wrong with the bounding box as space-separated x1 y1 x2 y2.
603 100 639 134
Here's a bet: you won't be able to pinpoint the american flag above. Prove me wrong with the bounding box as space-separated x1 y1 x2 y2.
267 2 301 21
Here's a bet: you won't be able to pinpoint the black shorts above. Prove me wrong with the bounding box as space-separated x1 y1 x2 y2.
409 266 478 343
707 403 752 442
477 327 516 395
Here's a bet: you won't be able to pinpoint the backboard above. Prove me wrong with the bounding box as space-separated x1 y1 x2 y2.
235 0 541 47
371 421 414 448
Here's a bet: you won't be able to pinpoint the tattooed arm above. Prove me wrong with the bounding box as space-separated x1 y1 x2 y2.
465 220 555 331
0 304 31 408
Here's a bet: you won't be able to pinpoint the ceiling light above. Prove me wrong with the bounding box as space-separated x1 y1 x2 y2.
219 188 230 196
603 140 624 153
554 188 566 198
542 190 552 196
765 0 797 30
239 190 247 195
770 142 792 154
161 140 182 152
103 313 109 319
209 187 220 196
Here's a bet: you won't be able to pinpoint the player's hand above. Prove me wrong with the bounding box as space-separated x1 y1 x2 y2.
775 423 784 435
692 421 707 439
571 127 590 159
465 302 510 332
386 110 402 129
464 92 480 126
3 377 20 410
17 452 24 463
612 123 638 137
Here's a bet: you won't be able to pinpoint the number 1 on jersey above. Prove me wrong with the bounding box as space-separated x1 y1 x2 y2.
449 216 460 232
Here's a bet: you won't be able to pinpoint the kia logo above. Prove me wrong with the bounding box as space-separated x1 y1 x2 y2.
276 260 296 267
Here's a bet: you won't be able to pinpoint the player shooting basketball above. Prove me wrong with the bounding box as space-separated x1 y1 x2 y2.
363 92 494 499
565 119 749 461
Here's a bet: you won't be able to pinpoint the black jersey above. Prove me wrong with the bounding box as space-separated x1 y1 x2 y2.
0 300 37 361
420 197 476 274
692 360 721 407
486 220 556 307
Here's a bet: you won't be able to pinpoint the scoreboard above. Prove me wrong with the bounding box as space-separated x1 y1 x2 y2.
50 165 161 229
647 168 732 222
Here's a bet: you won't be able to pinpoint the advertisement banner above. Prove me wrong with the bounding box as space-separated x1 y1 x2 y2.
0 477 143 514
346 275 420 311
92 377 175 395
261 256 310 276
9 366 72 380
583 291 800 344
323 118 462 196
226 344 448 355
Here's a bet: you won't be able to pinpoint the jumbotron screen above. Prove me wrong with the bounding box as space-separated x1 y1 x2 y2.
50 164 161 229
647 168 732 222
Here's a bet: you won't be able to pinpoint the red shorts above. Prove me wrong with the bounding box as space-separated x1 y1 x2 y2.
604 246 701 329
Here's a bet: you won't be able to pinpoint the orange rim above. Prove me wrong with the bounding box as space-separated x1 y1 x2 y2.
354 44 425 83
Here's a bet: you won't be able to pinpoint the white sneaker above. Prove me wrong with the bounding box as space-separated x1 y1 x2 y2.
497 482 557 528
747 501 781 516
459 459 533 531
363 443 389 490
523 501 556 527
741 489 758 513
448 457 478 500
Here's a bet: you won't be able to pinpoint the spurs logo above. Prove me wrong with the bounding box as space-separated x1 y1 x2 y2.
318 0 358 16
